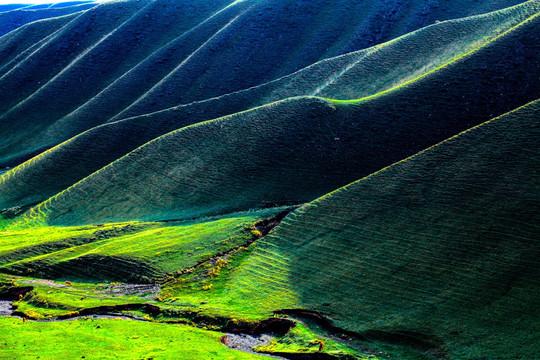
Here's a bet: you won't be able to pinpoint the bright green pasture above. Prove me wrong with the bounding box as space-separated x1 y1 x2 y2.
0 317 269 360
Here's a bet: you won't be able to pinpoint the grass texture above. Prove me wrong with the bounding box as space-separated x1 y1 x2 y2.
0 1 96 36
0 0 532 165
2 0 539 210
0 1 538 359
17 9 540 226
0 317 270 360
205 100 540 359
1 208 283 282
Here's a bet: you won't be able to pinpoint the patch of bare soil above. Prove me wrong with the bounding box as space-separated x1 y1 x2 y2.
96 283 160 299
221 333 288 359
0 300 13 316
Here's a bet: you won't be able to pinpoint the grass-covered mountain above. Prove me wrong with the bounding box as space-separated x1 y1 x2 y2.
0 1 538 360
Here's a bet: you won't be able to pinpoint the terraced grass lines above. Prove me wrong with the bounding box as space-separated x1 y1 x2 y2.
0 0 533 165
2 0 540 211
20 10 540 226
214 100 540 359
0 1 96 36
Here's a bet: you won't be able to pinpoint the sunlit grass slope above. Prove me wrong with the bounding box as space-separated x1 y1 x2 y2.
0 0 532 165
15 10 540 226
1 208 282 282
0 317 269 360
1 0 539 211
0 1 96 36
217 100 540 359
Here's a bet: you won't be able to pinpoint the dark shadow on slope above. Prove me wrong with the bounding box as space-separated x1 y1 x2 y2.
273 100 540 359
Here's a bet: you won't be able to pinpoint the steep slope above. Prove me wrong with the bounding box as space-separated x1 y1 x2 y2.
0 0 532 165
0 0 149 115
2 0 539 211
0 2 96 36
15 10 540 226
177 99 540 359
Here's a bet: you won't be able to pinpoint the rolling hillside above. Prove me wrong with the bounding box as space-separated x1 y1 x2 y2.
180 99 539 359
13 6 540 226
0 1 97 36
2 0 539 212
0 0 534 166
1 208 286 283
0 1 539 359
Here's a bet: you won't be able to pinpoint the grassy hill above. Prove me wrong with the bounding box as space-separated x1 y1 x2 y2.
11 7 539 226
0 0 533 166
192 99 539 359
2 1 540 213
6 100 536 359
0 1 538 359
0 13 79 74
0 317 271 360
0 1 96 36
1 207 286 283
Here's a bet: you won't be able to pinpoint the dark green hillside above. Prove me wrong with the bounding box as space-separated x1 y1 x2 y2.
2 1 539 211
0 0 241 164
1 1 538 359
0 0 533 165
14 9 540 226
0 0 149 115
0 13 78 72
108 0 532 121
183 99 539 359
0 2 96 36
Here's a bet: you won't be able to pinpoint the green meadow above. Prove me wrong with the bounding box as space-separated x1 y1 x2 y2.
0 317 271 360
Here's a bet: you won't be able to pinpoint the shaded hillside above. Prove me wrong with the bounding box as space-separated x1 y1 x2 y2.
189 99 540 359
13 8 540 226
0 0 150 115
0 0 532 165
0 13 79 73
2 0 539 212
0 1 96 36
